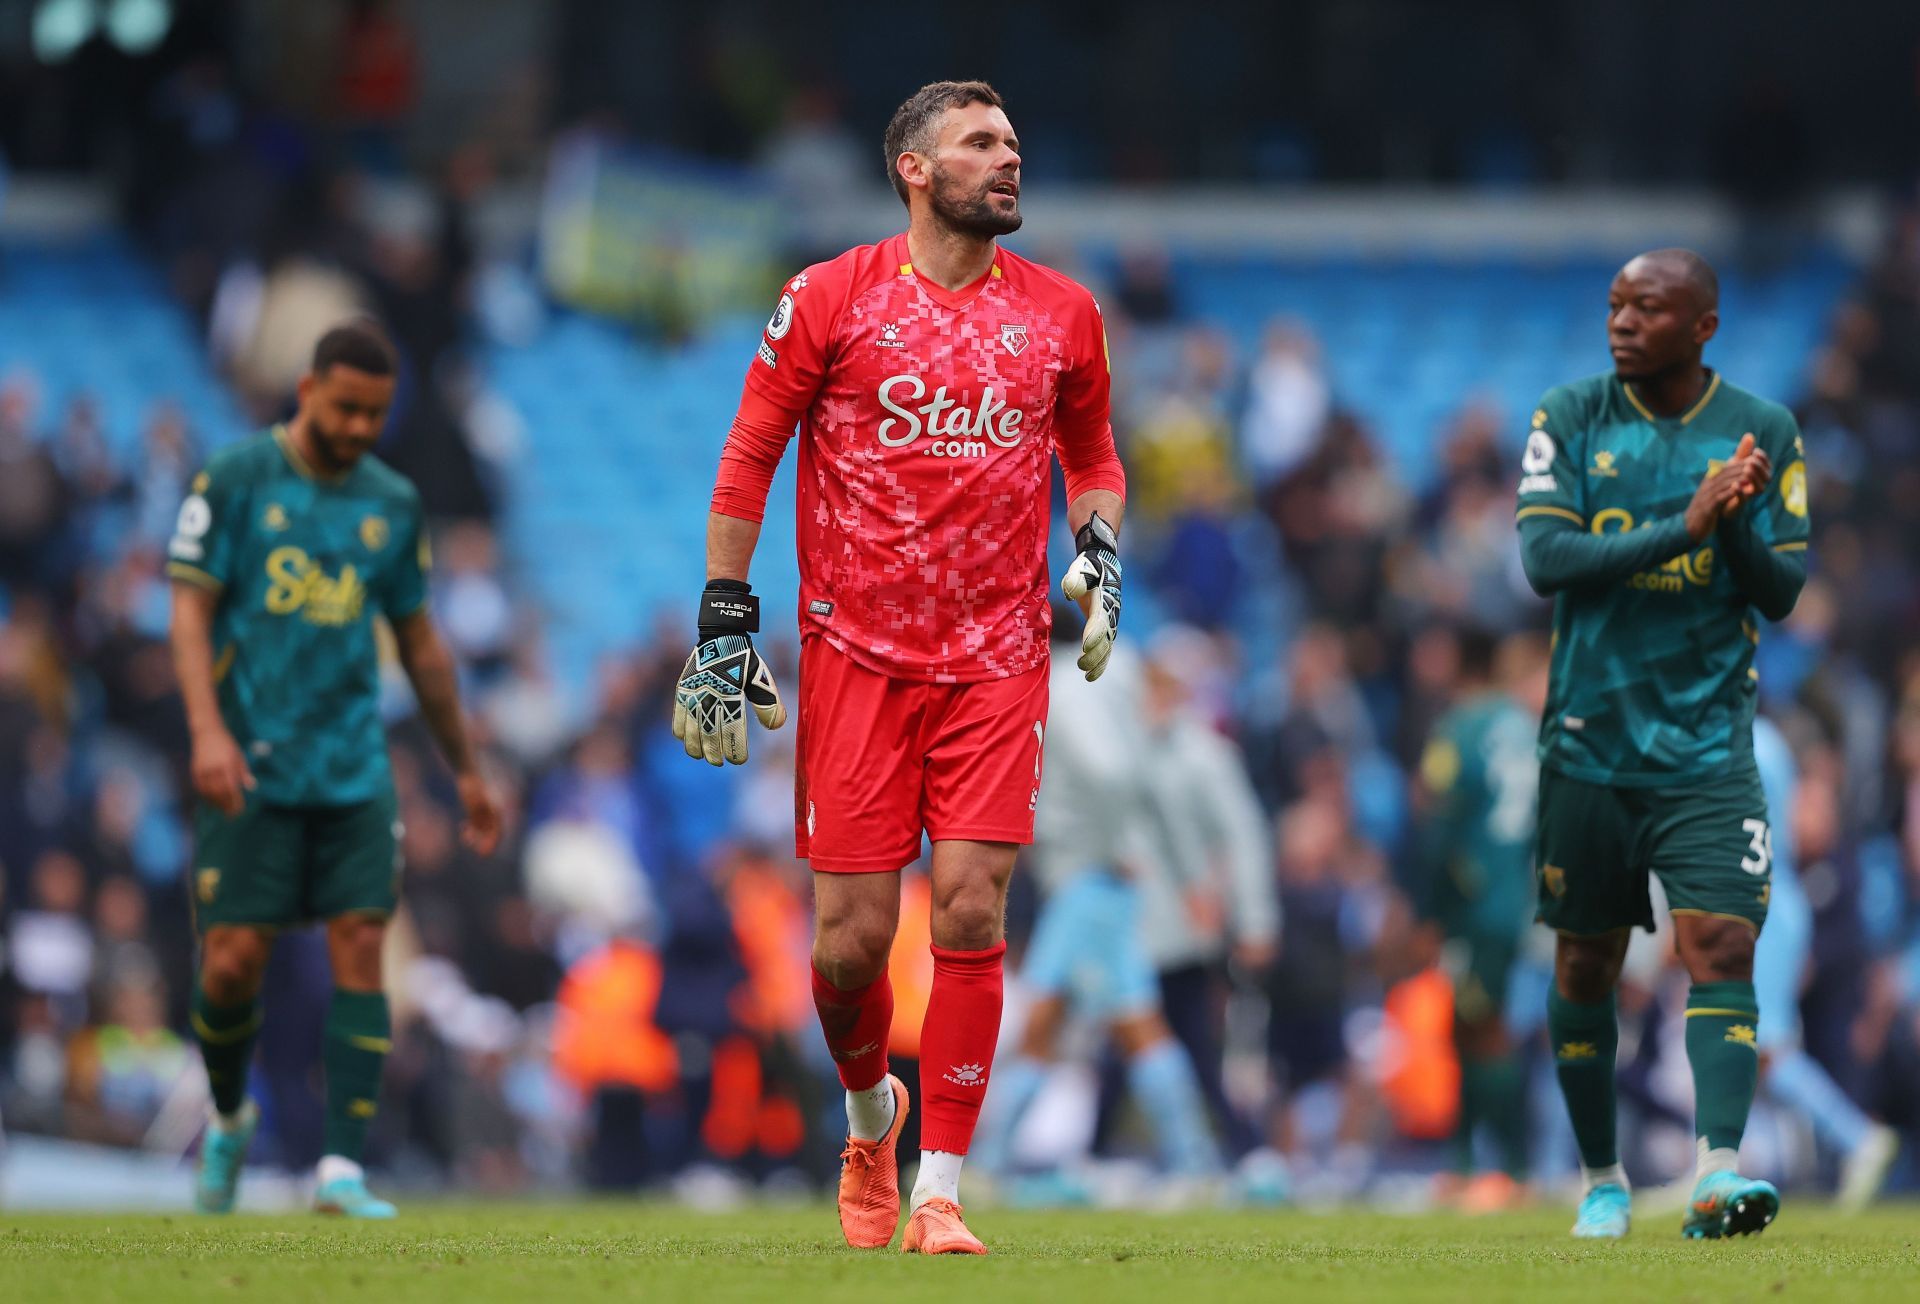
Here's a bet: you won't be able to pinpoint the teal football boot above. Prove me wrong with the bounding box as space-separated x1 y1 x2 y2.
194 1101 258 1214
315 1174 398 1219
1571 1182 1631 1238
1681 1170 1778 1239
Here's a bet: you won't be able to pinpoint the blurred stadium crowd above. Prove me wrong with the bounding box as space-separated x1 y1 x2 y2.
6 10 1920 1207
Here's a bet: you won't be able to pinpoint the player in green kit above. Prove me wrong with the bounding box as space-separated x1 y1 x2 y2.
1515 250 1808 1240
1409 630 1549 1209
167 321 500 1218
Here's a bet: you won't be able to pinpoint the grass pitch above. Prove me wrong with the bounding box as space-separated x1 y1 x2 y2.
4 1202 1917 1303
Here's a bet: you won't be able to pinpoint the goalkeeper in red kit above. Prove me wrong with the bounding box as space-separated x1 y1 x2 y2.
672 81 1126 1254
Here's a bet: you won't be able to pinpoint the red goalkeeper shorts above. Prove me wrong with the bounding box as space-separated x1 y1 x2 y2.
794 635 1049 873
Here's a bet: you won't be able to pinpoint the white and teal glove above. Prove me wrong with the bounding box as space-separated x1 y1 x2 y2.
1060 512 1122 682
672 579 787 766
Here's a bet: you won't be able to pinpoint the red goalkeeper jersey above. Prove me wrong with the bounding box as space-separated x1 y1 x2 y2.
712 232 1125 683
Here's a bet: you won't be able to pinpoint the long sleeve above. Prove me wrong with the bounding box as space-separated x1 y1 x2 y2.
1052 292 1127 503
713 260 840 522
709 384 803 523
1717 515 1806 621
1717 410 1811 622
1518 512 1695 595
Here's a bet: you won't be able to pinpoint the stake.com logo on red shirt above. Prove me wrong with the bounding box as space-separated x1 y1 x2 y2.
876 374 1026 456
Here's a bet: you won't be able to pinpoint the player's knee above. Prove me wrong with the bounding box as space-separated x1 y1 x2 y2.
1682 920 1755 982
326 913 388 986
931 880 1004 951
813 917 894 989
200 934 270 1001
1554 942 1621 1003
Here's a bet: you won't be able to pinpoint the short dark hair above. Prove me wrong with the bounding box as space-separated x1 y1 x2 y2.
882 80 1005 207
312 318 398 377
1635 248 1720 313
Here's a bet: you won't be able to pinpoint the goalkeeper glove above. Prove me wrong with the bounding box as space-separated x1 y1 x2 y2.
672 579 787 766
1059 511 1121 682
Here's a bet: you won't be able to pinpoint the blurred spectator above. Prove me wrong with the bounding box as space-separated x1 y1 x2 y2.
1247 623 1378 809
0 376 68 592
1149 462 1245 632
431 522 514 678
482 634 578 770
132 403 197 548
62 967 190 1147
759 85 871 247
1240 320 1331 490
1124 328 1238 524
1262 793 1386 1197
335 0 419 172
552 935 678 1188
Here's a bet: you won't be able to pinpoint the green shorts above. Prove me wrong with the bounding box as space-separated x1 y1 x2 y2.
1534 765 1771 936
190 791 401 931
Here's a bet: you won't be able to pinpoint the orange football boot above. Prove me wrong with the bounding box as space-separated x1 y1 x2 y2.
901 1197 988 1255
836 1074 909 1248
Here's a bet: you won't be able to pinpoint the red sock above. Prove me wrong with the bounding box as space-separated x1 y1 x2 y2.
811 965 892 1092
918 941 1006 1155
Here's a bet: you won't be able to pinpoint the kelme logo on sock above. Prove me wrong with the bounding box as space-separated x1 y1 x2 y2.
1724 1024 1757 1049
1557 1041 1598 1061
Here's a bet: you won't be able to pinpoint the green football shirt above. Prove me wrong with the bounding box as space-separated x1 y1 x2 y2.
167 426 429 806
1415 692 1538 936
1514 371 1810 787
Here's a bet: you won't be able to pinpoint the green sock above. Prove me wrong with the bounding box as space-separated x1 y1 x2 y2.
1475 1054 1530 1180
1453 1052 1482 1174
322 989 391 1163
192 979 262 1117
1547 988 1619 1170
1684 980 1760 1154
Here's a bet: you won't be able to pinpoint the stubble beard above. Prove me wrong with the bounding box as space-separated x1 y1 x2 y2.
309 416 373 474
929 163 1022 239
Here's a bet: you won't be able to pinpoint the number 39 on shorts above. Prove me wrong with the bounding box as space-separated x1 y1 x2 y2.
1739 818 1772 876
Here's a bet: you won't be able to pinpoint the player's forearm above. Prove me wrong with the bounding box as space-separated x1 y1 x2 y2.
1717 519 1807 622
1066 488 1124 538
1517 515 1693 595
709 386 801 523
168 584 229 738
706 511 763 583
396 619 480 776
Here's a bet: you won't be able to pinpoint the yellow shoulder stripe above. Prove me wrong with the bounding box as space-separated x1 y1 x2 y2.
1516 505 1585 526
167 561 225 592
1772 540 1808 553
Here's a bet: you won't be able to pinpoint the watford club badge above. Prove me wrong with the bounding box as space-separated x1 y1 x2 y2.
1000 322 1028 356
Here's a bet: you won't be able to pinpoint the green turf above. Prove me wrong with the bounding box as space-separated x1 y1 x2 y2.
3 1202 1917 1303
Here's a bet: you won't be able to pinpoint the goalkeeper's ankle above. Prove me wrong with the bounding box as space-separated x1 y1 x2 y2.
1582 1163 1627 1194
